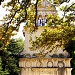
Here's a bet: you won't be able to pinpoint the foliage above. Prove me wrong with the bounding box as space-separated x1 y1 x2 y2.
31 26 75 54
0 0 75 75
49 0 70 4
1 38 24 75
30 13 75 56
0 0 39 49
7 38 24 55
0 0 74 47
0 0 4 5
64 39 75 75
0 0 29 50
47 14 62 27
0 25 16 46
0 57 9 75
0 0 36 74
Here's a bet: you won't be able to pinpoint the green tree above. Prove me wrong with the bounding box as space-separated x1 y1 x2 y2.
1 38 24 75
0 57 9 75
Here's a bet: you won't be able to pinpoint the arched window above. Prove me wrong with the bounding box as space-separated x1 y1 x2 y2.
47 61 53 67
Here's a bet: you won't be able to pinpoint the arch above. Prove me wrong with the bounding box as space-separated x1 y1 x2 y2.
47 61 53 67
25 61 31 67
36 60 42 67
57 61 65 68
31 60 37 67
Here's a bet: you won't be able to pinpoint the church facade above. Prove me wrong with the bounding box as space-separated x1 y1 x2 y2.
19 0 72 75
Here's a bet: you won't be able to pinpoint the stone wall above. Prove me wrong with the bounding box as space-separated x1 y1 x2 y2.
19 58 71 68
19 58 72 75
22 27 69 57
20 68 72 75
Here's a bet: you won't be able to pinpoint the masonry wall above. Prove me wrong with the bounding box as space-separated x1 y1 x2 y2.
19 58 72 75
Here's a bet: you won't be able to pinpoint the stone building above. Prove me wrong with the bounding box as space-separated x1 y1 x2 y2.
19 0 72 75
36 0 56 26
37 0 56 17
19 27 72 75
19 58 72 75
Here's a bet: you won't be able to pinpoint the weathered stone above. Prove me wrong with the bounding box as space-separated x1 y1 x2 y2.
19 0 72 75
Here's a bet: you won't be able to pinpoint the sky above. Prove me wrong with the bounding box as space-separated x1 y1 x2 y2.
0 0 25 39
0 0 75 39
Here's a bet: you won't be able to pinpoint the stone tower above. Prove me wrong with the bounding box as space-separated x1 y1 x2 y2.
37 0 57 26
37 0 56 18
19 0 72 75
